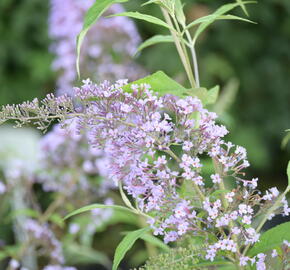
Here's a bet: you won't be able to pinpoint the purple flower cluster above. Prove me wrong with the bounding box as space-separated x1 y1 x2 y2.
37 118 114 196
24 219 64 264
69 79 290 267
49 0 145 96
0 77 289 267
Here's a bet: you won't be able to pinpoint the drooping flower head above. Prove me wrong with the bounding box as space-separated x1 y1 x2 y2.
1 78 289 268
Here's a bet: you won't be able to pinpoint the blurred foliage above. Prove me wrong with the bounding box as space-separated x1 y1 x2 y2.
0 0 54 106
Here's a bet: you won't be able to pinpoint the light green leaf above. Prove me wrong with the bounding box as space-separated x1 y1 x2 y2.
122 72 218 105
49 213 65 228
218 14 255 24
281 132 290 149
122 71 186 97
189 1 256 44
136 35 174 54
174 0 186 26
108 12 172 29
186 14 216 30
206 85 220 105
76 0 128 77
140 234 170 252
119 181 135 210
182 88 208 104
113 227 151 270
121 231 170 252
236 0 249 16
141 0 160 7
64 242 111 267
248 221 290 256
287 161 290 186
64 203 136 220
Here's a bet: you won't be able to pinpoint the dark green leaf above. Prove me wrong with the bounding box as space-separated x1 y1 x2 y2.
113 227 151 270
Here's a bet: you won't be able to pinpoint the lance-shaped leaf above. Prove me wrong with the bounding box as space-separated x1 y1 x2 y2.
76 0 129 77
113 227 151 270
64 203 137 220
236 0 249 16
185 1 256 44
136 35 174 54
108 11 172 30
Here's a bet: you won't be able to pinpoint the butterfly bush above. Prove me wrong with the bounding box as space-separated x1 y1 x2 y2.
0 121 115 268
37 118 116 232
49 0 146 96
0 159 67 268
38 118 114 196
2 79 289 268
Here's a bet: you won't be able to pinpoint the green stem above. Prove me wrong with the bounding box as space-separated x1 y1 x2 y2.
184 29 200 88
161 8 196 88
171 16 196 88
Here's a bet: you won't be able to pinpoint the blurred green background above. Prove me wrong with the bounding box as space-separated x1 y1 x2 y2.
0 0 289 190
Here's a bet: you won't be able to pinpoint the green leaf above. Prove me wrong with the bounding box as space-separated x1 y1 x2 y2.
142 0 160 7
136 35 174 54
76 0 128 77
287 161 290 186
182 86 219 105
121 231 170 252
236 0 249 16
140 234 170 252
122 72 218 106
189 1 256 44
113 227 151 270
64 203 136 220
248 221 290 256
64 242 111 267
49 213 65 228
122 71 186 97
108 12 172 29
281 132 290 149
174 0 186 26
218 14 255 24
206 85 220 105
